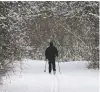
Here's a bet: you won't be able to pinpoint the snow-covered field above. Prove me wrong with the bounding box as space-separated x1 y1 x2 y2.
1 59 99 92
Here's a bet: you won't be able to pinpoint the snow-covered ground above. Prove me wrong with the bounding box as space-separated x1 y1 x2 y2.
1 59 99 92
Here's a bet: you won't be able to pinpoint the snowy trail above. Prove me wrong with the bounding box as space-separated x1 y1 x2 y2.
51 74 59 92
1 59 99 92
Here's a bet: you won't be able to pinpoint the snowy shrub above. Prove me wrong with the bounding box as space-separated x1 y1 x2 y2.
87 61 99 69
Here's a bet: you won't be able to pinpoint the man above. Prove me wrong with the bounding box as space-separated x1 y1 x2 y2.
45 42 58 74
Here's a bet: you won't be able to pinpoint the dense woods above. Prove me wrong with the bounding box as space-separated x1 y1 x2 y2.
0 1 99 84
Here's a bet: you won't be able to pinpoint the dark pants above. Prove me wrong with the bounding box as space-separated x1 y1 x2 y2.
48 58 56 73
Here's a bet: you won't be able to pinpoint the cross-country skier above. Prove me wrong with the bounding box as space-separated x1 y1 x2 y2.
45 42 58 74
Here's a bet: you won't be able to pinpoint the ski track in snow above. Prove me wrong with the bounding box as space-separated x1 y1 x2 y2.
0 59 99 92
51 74 59 92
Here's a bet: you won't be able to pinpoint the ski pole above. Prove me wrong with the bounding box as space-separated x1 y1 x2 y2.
58 61 61 74
44 59 47 72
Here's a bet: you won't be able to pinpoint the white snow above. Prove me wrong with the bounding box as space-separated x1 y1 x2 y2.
1 59 99 92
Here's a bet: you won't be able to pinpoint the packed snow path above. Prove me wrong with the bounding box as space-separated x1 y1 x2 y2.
1 59 99 92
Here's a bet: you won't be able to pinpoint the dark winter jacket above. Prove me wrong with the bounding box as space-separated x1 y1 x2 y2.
45 45 58 60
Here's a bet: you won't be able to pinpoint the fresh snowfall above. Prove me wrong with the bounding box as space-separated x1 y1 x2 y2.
1 59 99 92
